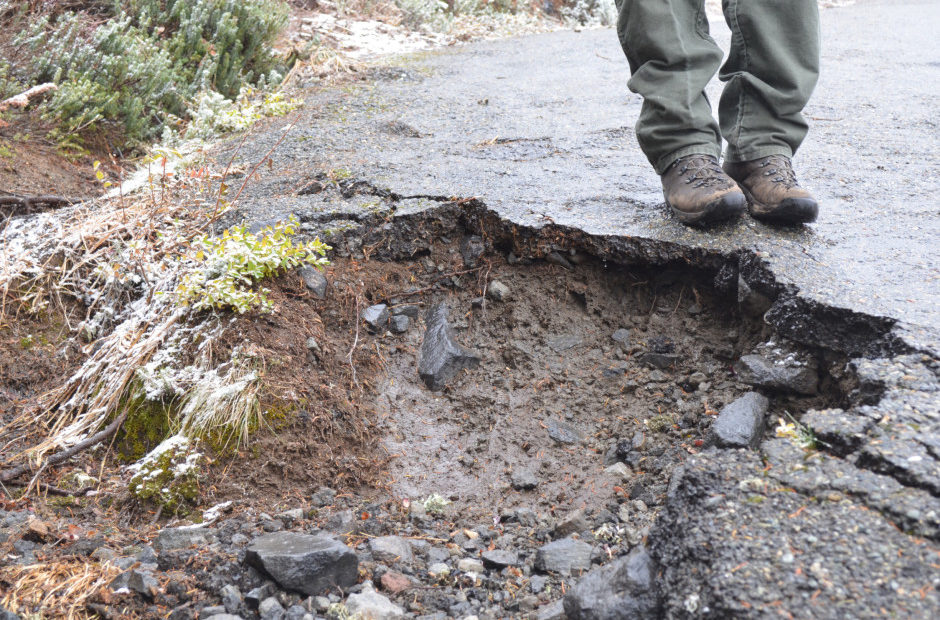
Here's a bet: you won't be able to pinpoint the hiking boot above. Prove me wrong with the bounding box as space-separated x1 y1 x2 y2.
723 155 818 223
661 154 746 225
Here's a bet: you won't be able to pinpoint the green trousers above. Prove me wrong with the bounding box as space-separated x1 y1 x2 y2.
616 0 820 173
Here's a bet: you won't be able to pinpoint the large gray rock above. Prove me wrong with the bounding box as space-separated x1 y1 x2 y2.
534 537 593 574
418 303 480 390
345 583 405 620
735 353 818 395
708 392 769 450
245 532 358 596
369 535 414 565
298 266 328 299
563 549 660 619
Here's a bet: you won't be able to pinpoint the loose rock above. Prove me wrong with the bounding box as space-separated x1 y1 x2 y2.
554 509 590 538
418 303 480 390
154 527 213 553
389 314 410 334
481 549 519 569
298 267 328 299
735 353 818 395
534 538 593 574
487 280 510 301
245 532 358 596
361 304 390 332
369 536 413 565
708 392 769 450
511 469 539 491
345 583 405 620
379 571 412 594
563 548 660 619
547 420 582 444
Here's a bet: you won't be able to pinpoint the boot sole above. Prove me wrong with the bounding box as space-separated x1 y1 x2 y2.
667 193 747 226
741 189 819 224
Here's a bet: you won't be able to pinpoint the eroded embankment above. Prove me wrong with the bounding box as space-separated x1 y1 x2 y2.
1 197 936 619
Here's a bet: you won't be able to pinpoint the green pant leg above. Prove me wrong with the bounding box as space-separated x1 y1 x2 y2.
616 0 724 173
719 0 821 162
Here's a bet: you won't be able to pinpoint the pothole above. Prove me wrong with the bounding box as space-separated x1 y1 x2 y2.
310 213 842 538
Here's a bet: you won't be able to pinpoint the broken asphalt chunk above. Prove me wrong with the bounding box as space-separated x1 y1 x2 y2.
735 352 818 395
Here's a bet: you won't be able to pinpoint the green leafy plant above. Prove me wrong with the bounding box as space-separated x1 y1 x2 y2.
175 216 330 313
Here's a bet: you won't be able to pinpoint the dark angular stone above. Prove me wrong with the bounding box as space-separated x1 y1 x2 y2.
298 266 328 299
534 538 593 574
245 532 358 596
460 235 486 267
547 420 582 444
638 352 679 370
482 549 520 568
708 392 769 449
418 303 480 391
361 304 390 332
391 304 420 319
110 569 160 599
563 548 660 619
389 314 410 334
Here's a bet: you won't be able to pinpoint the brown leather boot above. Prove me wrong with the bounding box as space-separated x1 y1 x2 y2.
723 155 818 224
661 154 746 225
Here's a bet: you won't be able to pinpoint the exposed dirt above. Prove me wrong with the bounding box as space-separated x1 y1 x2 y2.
373 243 837 527
0 223 846 618
0 127 101 201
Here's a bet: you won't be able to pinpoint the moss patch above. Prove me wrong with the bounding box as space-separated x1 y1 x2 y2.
127 434 204 515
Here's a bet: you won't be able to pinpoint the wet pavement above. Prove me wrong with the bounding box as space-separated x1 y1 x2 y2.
231 0 939 355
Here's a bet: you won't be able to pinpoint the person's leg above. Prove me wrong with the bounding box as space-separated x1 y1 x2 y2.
616 0 725 174
718 0 820 163
616 0 746 225
718 0 821 223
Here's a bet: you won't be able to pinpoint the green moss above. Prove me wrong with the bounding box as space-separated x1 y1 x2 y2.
127 435 204 515
115 390 173 462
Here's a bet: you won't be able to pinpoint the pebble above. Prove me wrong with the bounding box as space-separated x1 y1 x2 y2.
487 280 510 301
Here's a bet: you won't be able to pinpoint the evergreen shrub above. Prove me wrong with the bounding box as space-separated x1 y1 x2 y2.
14 0 290 146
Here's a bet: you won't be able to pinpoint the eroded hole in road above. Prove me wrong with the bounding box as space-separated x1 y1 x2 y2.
359 233 841 529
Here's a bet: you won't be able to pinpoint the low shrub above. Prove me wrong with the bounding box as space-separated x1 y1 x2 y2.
10 0 290 147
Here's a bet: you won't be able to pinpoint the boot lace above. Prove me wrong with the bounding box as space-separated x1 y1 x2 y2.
758 155 799 189
674 155 726 189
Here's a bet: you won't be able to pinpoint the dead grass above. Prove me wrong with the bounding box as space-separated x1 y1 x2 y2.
0 558 122 620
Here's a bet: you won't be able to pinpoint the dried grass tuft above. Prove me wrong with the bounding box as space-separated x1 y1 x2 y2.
0 558 122 619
